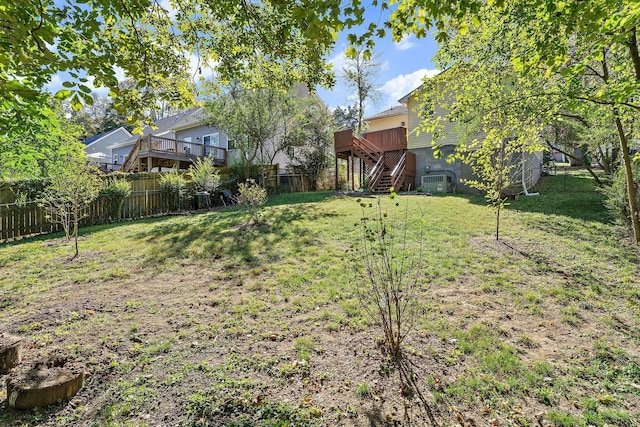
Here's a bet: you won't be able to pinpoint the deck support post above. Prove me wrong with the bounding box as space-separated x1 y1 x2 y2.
350 155 355 191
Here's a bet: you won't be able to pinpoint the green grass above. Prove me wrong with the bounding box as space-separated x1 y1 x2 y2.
1 171 639 426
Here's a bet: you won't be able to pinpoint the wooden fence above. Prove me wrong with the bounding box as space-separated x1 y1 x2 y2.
1 165 280 242
0 174 165 242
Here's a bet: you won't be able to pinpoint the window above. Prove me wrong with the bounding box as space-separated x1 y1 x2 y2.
228 139 237 150
113 154 119 164
202 133 219 156
183 136 192 143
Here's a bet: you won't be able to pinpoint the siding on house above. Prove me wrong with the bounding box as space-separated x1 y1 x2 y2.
406 102 461 149
84 127 132 165
365 105 408 133
175 125 229 150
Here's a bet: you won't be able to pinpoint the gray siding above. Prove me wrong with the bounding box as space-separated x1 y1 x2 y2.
84 128 131 164
175 125 229 149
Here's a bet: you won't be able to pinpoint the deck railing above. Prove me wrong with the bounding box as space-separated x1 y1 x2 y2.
122 135 226 172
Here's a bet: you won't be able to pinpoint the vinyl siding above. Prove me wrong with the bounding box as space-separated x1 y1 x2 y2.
367 115 407 133
406 95 460 149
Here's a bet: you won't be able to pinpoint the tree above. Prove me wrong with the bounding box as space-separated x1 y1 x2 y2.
1 0 342 134
332 105 360 130
373 0 640 242
286 102 334 191
39 159 102 260
342 47 382 134
0 100 85 179
63 94 129 140
207 85 290 180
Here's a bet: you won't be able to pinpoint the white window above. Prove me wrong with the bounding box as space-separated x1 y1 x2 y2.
113 154 119 164
183 137 192 143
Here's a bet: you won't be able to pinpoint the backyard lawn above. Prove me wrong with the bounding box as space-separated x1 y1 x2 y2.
1 168 639 426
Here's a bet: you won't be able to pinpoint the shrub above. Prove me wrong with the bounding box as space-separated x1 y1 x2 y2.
234 179 268 224
99 177 132 222
189 156 221 193
159 170 189 212
353 189 423 360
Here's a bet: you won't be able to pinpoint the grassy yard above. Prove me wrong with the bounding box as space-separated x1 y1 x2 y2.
1 168 639 426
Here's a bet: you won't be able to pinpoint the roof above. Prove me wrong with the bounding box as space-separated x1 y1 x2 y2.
108 107 204 149
365 105 407 121
84 127 132 148
143 107 204 135
398 84 423 104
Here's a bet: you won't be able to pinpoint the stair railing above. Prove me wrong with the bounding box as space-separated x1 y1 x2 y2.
352 133 382 166
390 151 407 191
367 156 384 193
121 136 144 172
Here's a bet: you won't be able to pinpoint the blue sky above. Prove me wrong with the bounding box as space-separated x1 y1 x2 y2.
45 1 440 118
316 3 440 116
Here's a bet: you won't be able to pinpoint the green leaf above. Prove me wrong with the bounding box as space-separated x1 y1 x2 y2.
55 89 72 100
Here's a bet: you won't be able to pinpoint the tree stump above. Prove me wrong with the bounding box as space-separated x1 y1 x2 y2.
6 356 84 410
0 334 22 374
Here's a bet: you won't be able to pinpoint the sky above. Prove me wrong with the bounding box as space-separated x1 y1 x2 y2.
316 3 441 117
45 1 441 118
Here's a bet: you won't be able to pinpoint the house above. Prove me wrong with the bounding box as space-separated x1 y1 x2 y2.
110 107 230 173
398 85 543 194
334 105 415 193
366 105 408 132
83 127 132 171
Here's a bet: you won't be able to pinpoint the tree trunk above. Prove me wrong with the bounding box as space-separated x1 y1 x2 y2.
496 202 501 241
613 113 640 243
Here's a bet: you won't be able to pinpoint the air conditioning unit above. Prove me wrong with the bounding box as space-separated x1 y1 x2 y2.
421 174 451 193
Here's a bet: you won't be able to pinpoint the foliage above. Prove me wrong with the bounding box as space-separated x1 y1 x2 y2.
0 100 86 179
353 191 422 360
207 84 292 180
38 159 102 259
457 137 530 241
99 178 133 223
208 84 327 184
285 102 334 191
234 179 268 225
159 170 189 212
189 156 221 193
341 46 381 134
603 159 640 229
62 94 130 140
1 0 341 139
332 105 359 130
377 0 640 242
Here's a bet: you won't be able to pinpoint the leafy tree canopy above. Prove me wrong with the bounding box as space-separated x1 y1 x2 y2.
1 0 363 132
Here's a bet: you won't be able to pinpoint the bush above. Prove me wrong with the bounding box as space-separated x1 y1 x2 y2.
603 159 640 229
99 178 132 222
159 170 189 212
189 156 221 193
234 179 268 224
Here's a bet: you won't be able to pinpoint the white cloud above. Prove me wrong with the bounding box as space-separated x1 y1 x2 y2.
394 35 416 51
379 68 440 107
328 50 348 73
188 53 216 81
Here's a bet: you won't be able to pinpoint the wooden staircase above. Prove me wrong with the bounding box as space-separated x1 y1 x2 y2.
351 133 415 193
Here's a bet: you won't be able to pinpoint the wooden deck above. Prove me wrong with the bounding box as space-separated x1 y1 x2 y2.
334 128 415 193
121 135 226 173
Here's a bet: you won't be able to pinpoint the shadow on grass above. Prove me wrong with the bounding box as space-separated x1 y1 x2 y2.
131 199 343 267
265 191 338 207
459 171 610 224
